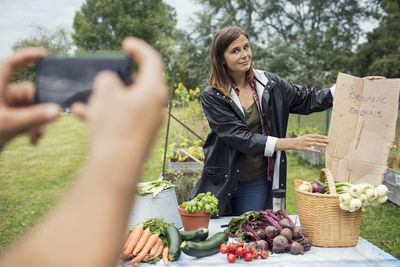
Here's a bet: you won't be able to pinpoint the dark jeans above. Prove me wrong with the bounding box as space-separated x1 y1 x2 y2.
231 177 271 216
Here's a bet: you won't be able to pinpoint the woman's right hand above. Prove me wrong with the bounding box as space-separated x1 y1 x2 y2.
275 134 329 153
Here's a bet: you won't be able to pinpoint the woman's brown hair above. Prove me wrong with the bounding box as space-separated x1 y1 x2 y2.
208 26 254 96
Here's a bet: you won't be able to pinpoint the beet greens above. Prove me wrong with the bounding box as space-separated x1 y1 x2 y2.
225 209 311 255
225 209 294 241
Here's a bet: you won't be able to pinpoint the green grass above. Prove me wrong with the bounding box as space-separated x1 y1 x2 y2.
0 115 88 250
0 106 399 260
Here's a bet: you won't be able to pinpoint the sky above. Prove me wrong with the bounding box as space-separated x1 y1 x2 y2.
0 0 199 59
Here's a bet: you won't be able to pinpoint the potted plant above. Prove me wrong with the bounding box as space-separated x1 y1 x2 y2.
177 192 219 231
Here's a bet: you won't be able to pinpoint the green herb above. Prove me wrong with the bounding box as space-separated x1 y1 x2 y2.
136 217 173 247
137 177 174 197
182 192 219 215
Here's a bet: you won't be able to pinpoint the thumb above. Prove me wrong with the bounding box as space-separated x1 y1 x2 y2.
7 104 60 133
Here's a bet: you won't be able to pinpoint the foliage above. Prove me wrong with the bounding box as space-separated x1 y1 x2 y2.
163 170 200 204
160 136 204 163
182 192 219 215
172 82 201 107
72 0 177 56
181 0 378 88
286 125 322 138
388 136 400 171
136 178 174 197
11 25 72 81
352 0 400 78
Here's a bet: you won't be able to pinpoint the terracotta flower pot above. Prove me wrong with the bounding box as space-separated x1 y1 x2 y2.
177 204 211 231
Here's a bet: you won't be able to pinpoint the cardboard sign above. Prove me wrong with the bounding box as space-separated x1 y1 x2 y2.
326 73 400 186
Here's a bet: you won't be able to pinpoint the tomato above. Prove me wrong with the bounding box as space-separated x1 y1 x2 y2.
228 243 236 252
260 249 268 259
220 243 228 254
227 253 236 263
244 252 253 262
236 241 244 248
234 246 244 257
243 246 251 254
251 247 259 255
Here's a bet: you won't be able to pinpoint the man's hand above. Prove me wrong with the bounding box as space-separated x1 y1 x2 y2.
0 48 61 150
72 37 167 162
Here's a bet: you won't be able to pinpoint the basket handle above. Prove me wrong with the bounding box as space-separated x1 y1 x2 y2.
320 168 337 196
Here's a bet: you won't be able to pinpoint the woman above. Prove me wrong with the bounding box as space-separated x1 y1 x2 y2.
190 26 334 216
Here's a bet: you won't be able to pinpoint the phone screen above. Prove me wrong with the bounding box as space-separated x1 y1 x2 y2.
35 55 133 108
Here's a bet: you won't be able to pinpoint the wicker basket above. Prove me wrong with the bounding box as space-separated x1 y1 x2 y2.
294 168 362 247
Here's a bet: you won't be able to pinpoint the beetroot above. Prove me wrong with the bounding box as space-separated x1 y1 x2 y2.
265 226 278 238
293 226 306 240
256 239 269 251
247 241 257 248
311 182 325 193
272 235 288 253
256 228 267 240
280 228 293 243
290 241 304 255
299 237 312 251
279 218 293 230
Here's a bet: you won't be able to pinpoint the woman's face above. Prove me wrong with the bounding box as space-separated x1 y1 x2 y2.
223 34 252 75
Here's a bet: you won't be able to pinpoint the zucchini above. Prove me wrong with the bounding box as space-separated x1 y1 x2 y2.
180 227 209 242
166 225 182 261
180 232 228 258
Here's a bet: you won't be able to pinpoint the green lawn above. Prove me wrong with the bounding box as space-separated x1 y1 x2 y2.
0 107 399 259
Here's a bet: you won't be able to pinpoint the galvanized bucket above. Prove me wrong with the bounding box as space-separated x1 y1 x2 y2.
128 188 182 229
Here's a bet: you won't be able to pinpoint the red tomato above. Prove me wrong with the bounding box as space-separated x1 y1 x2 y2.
251 247 259 255
236 241 244 248
227 253 236 263
234 246 244 257
260 249 268 259
243 246 251 254
220 243 228 254
244 252 253 262
228 243 236 252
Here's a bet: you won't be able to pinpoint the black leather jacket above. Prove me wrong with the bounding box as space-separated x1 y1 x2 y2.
191 70 333 215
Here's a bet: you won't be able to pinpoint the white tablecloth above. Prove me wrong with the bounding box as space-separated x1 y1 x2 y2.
120 216 400 267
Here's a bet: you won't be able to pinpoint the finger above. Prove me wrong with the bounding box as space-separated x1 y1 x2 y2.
29 126 45 145
92 71 125 99
71 102 88 121
305 134 328 139
7 104 60 133
363 76 387 80
6 81 35 106
311 142 328 147
0 48 47 94
307 147 321 153
122 37 166 101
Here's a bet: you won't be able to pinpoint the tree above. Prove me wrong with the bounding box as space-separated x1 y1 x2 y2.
181 0 378 88
353 0 400 78
72 0 177 55
12 25 72 81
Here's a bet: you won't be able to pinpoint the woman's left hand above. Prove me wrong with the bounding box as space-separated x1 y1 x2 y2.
363 76 387 80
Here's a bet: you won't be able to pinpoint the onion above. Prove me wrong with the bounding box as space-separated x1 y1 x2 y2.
311 182 325 194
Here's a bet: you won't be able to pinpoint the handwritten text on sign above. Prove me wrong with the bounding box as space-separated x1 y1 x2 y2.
348 90 388 119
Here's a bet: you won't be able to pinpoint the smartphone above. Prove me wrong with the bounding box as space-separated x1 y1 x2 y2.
35 54 134 108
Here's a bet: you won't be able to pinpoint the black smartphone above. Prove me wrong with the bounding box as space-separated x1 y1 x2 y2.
35 54 133 108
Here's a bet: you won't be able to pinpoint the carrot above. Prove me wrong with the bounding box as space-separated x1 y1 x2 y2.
143 254 151 262
149 237 162 259
122 231 130 247
150 244 163 261
122 224 144 259
162 247 169 266
133 228 151 255
128 234 159 266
